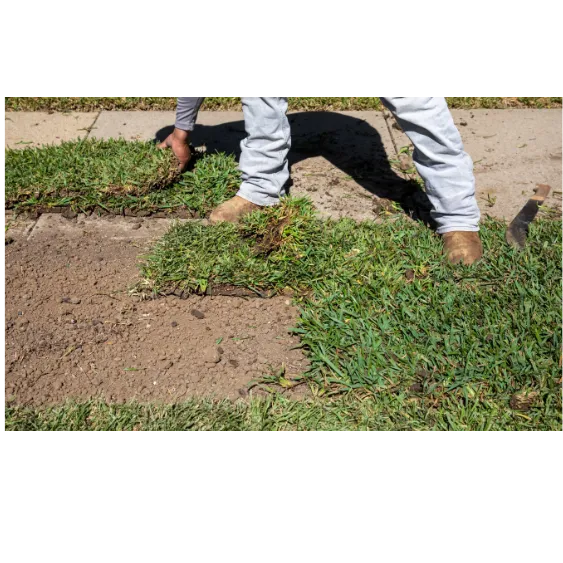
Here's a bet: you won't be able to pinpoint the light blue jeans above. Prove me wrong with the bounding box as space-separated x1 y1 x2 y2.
176 97 480 233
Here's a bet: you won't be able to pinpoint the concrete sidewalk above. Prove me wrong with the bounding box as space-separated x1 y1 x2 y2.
5 109 562 221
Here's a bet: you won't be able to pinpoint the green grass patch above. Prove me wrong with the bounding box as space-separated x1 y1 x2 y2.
6 390 561 431
136 199 562 430
5 139 240 215
6 97 562 112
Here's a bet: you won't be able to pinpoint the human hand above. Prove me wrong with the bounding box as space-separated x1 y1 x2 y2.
157 128 192 172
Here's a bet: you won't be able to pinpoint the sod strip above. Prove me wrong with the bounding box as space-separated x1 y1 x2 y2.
5 139 240 216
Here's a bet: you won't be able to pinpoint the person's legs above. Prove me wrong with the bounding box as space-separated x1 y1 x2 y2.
210 97 290 223
380 97 482 264
238 97 291 206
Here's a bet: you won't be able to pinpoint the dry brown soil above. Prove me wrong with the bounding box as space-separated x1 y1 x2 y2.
4 214 309 406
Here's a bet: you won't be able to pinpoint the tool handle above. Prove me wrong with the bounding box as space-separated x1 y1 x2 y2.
533 184 551 201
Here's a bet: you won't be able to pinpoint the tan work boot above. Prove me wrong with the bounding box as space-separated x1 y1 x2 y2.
209 196 262 225
442 231 483 265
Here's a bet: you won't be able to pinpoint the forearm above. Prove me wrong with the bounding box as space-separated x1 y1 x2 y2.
175 97 205 131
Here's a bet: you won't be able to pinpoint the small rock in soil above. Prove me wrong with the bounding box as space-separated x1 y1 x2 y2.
399 154 413 171
191 309 205 319
171 321 178 328
62 209 78 220
131 223 142 230
203 346 222 364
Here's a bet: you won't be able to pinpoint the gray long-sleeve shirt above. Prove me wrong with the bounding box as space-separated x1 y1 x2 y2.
175 97 205 131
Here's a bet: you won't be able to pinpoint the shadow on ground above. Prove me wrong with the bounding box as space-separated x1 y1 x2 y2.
156 112 435 228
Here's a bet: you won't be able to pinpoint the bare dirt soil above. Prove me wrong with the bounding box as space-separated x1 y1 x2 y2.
4 214 309 406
